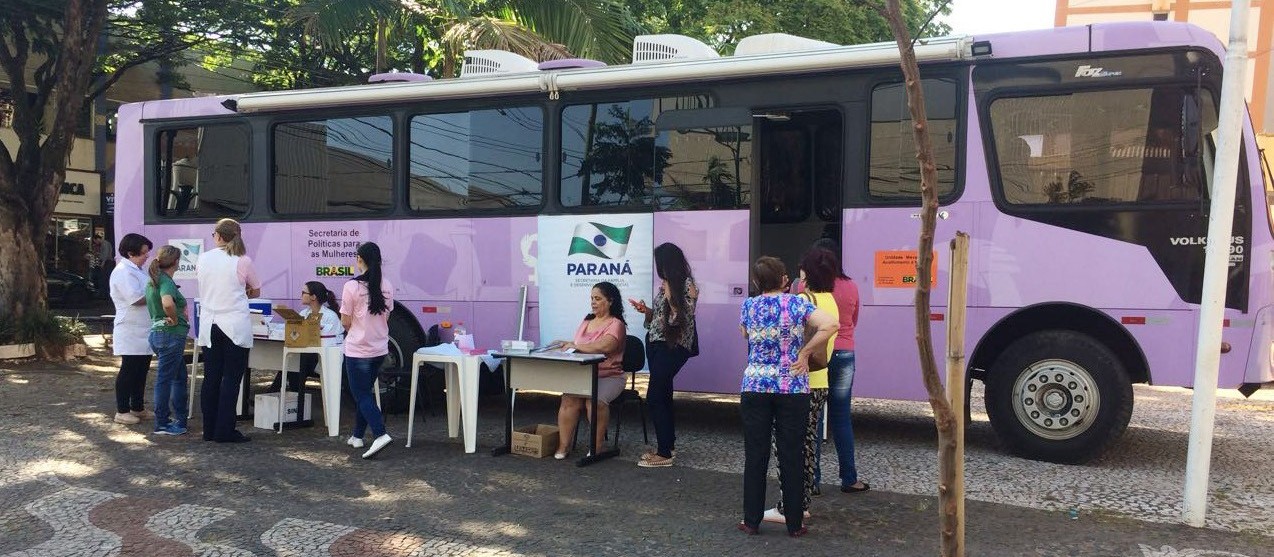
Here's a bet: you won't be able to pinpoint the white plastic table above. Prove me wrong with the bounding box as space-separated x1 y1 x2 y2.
407 351 481 453
188 340 376 436
279 345 345 437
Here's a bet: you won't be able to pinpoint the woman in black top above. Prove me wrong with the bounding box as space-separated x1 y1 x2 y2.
629 242 698 468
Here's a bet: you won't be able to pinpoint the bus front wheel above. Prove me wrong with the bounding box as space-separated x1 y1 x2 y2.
984 330 1133 464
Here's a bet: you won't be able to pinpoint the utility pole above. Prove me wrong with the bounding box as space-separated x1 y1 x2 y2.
1183 0 1251 528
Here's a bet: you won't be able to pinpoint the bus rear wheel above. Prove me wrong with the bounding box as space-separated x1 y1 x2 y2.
984 330 1133 464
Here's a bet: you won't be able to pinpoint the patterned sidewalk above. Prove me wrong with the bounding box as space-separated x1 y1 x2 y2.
1 350 1271 557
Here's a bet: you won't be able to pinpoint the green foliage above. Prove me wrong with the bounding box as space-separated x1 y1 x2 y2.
625 0 951 53
0 311 86 350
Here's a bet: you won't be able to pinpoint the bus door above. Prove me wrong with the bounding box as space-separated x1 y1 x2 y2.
752 108 845 282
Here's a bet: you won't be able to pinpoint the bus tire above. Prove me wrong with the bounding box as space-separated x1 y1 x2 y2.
378 311 425 415
984 330 1133 464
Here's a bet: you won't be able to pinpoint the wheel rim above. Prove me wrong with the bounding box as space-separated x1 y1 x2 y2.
378 335 409 411
1010 359 1100 441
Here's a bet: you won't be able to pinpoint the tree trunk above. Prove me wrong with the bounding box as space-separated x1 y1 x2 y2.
877 0 964 555
0 206 50 323
0 0 109 327
375 17 388 74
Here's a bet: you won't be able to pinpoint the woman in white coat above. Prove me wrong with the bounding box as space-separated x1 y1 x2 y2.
196 218 261 443
110 233 154 425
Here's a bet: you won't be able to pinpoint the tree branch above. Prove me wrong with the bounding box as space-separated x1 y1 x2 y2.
911 0 953 49
86 37 209 101
0 18 41 142
0 138 16 195
35 0 109 214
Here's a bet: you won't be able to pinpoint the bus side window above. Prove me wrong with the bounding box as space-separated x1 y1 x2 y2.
988 87 1210 206
561 96 709 209
867 78 959 203
653 124 752 211
409 107 544 212
273 116 394 215
155 124 250 219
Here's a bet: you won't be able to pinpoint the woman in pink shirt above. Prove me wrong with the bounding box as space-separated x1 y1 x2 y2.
795 239 867 494
548 281 626 460
340 242 394 459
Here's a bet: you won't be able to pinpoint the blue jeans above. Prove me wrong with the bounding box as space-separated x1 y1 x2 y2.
148 330 188 430
345 355 387 439
824 350 859 487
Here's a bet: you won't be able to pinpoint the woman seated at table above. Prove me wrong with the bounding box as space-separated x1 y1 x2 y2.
271 281 344 391
548 281 627 460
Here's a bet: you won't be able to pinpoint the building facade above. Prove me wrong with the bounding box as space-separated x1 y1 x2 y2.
1 53 256 281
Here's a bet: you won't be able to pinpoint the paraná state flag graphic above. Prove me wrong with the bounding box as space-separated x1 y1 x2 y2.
568 222 632 259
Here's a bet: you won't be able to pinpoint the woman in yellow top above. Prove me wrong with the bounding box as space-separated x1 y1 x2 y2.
765 248 839 524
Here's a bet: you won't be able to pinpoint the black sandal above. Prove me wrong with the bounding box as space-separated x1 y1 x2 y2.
840 482 870 493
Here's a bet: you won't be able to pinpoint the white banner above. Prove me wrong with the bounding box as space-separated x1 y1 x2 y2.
537 214 653 351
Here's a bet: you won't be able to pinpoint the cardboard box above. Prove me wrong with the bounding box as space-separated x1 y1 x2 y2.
273 306 321 348
511 424 560 458
253 392 313 430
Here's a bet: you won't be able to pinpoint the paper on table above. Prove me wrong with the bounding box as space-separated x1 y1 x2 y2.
477 352 502 374
415 344 502 373
416 343 463 356
455 334 475 350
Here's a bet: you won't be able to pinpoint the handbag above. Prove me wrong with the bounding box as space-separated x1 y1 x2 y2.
798 292 830 370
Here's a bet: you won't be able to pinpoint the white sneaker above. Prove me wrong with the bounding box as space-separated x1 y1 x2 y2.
361 434 392 459
762 507 810 524
113 412 140 425
346 436 364 449
762 507 786 524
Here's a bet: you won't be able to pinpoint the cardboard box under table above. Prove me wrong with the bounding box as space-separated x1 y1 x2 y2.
511 425 560 458
492 351 615 466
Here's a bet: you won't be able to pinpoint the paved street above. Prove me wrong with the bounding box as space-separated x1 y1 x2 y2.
0 340 1271 556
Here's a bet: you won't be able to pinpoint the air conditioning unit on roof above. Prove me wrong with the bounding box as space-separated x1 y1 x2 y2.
632 34 720 64
735 33 840 56
460 50 540 78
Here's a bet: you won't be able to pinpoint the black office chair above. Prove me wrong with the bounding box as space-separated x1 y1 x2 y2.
570 334 649 451
612 334 648 445
413 324 445 416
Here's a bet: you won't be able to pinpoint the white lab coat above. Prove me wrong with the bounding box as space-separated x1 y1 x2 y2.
196 247 254 349
110 259 152 356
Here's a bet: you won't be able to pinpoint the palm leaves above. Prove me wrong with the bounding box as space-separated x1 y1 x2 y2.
288 0 640 77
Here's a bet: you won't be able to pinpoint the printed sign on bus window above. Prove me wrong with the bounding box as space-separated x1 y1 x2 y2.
874 250 937 288
168 239 203 280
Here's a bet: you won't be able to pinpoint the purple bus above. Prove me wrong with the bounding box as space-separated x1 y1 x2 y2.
115 21 1272 463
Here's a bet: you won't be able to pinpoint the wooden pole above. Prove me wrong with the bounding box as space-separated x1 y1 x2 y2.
945 232 970 556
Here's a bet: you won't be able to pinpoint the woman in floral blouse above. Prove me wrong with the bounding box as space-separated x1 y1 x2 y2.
736 256 837 538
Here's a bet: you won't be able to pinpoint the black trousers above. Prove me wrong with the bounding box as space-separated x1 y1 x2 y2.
201 325 249 441
740 391 809 533
647 341 691 457
115 355 153 413
270 353 318 391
